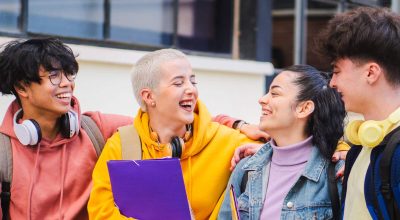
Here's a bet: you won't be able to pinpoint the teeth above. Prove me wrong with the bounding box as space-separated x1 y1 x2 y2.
180 101 193 106
56 93 71 99
262 109 271 115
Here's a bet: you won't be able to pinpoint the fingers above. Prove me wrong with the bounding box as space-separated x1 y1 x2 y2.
243 144 263 157
230 146 244 171
230 157 237 171
336 165 345 181
257 131 270 143
240 124 270 141
332 151 340 162
332 150 348 162
339 151 347 160
230 144 263 171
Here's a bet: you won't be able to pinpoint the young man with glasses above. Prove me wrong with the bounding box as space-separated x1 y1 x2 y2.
0 38 133 220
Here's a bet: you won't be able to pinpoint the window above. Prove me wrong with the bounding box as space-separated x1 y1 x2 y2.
176 0 232 53
0 0 19 33
28 0 103 39
0 0 233 55
110 0 174 46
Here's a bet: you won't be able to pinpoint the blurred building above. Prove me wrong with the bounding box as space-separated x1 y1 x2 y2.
0 0 394 123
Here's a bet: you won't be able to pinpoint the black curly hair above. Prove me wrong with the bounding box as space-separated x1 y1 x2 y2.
0 37 78 102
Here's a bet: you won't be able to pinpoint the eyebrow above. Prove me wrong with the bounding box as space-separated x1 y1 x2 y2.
171 75 184 81
270 85 282 90
171 74 196 81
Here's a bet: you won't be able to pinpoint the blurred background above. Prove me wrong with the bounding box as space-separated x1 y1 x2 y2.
0 0 394 123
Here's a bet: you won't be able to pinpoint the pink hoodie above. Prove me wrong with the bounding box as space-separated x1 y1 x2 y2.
0 97 132 220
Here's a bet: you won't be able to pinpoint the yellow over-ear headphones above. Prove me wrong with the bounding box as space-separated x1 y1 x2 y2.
345 107 400 148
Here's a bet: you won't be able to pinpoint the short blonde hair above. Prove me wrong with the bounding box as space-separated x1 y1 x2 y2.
131 48 187 111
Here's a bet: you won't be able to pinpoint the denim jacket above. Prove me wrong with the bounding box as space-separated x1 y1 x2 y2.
218 143 343 220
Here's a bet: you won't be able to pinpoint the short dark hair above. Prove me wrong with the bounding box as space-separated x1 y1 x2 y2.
315 7 400 85
0 38 78 97
284 65 346 159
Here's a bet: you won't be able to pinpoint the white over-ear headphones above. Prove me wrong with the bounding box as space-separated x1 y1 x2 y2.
13 109 80 146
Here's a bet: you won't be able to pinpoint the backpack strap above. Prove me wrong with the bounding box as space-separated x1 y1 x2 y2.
118 125 142 160
81 115 105 157
328 162 341 220
380 129 400 219
0 132 12 220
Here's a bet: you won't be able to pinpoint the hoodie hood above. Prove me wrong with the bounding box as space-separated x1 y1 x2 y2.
0 96 82 147
89 99 253 219
134 99 218 159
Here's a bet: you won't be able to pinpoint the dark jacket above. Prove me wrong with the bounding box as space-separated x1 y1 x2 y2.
342 128 400 220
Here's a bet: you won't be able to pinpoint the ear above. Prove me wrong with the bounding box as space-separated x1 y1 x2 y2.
365 62 382 85
140 88 155 108
14 84 28 99
296 100 315 119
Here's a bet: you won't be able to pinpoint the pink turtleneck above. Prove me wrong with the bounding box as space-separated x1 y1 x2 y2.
260 136 313 219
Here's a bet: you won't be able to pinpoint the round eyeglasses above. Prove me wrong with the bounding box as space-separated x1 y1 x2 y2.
41 70 77 86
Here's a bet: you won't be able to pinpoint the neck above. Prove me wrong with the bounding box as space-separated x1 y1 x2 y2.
148 119 186 144
362 87 400 120
269 128 308 147
21 112 59 141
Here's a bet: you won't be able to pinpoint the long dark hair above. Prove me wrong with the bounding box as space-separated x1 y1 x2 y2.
285 65 346 159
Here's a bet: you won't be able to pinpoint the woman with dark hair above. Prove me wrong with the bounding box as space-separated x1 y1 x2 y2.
218 65 346 219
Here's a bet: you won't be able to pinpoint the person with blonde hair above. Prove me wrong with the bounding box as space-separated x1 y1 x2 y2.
88 48 256 219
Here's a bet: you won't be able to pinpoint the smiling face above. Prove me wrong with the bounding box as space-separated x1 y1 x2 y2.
259 71 302 134
17 66 75 119
330 58 369 113
149 58 198 126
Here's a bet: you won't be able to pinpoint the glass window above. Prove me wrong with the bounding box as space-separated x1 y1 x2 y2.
271 0 337 69
110 0 174 46
177 0 232 53
28 0 103 39
0 0 19 33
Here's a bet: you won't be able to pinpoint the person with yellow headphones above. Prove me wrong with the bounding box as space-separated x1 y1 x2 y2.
316 7 400 220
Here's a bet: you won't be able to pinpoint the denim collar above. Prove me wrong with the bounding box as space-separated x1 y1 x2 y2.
242 142 327 182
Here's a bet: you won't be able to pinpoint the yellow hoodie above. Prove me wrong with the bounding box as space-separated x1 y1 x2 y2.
88 100 254 220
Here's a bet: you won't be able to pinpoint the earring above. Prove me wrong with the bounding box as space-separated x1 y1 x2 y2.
151 102 156 107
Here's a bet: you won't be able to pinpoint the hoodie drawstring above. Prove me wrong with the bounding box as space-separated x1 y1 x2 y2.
27 143 41 220
58 143 67 220
188 156 192 203
26 143 67 220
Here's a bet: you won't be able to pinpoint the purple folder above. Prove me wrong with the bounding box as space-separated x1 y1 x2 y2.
107 159 191 220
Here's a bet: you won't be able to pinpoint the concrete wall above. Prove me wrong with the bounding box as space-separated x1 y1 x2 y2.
0 37 274 124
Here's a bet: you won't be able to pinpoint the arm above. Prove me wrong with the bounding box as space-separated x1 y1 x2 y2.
213 114 270 141
335 160 345 196
87 132 134 220
83 111 133 140
332 140 350 179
